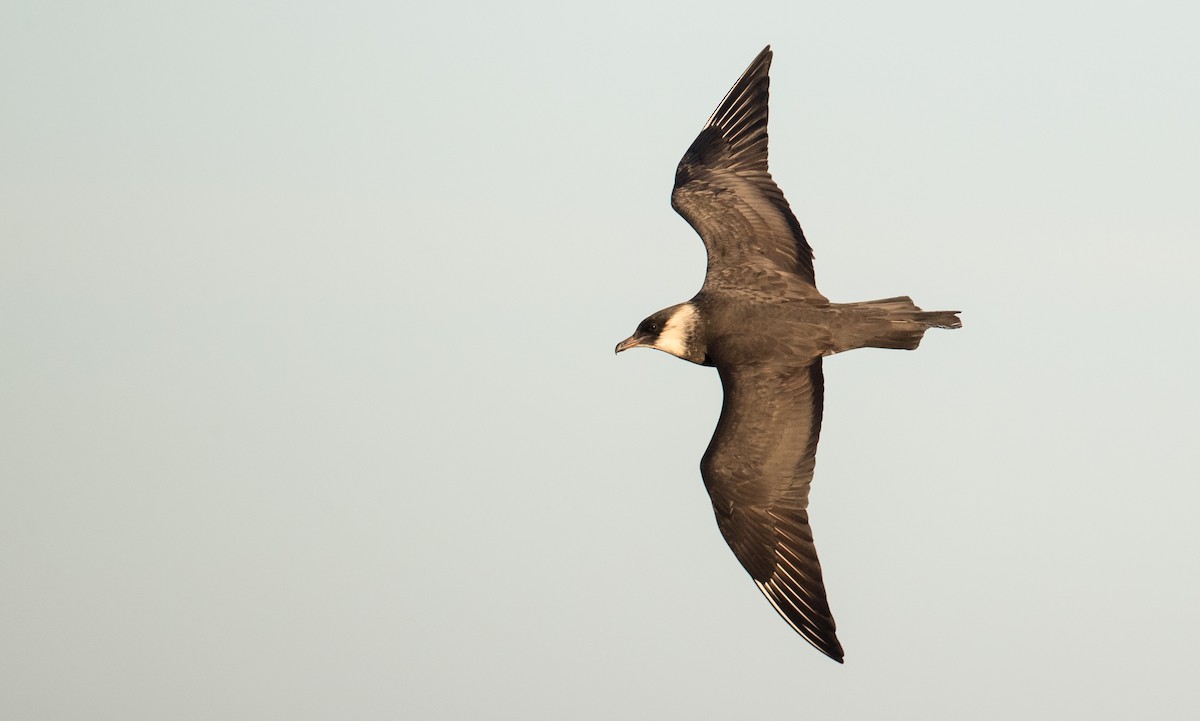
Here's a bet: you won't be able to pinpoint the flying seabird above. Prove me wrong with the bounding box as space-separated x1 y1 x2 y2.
615 46 961 663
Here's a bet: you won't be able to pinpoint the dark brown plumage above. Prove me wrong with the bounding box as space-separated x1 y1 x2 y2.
615 46 961 663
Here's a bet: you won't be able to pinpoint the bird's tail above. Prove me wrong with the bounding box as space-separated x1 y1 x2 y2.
850 296 961 350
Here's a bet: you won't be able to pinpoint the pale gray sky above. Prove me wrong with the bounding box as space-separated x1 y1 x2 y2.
3 1 1198 719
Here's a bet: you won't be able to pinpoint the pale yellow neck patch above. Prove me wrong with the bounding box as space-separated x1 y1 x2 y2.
655 303 697 357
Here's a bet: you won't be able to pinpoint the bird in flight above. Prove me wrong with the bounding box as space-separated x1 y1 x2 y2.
615 46 961 663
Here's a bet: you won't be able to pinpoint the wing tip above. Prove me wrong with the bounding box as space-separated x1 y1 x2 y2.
702 46 774 131
755 579 845 664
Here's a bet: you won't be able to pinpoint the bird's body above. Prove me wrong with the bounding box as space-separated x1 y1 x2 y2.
616 46 961 663
673 293 960 365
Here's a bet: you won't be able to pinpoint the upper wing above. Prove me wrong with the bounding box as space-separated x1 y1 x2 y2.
700 359 843 662
671 46 819 294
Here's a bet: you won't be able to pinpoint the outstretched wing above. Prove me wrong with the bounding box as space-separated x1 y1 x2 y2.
671 46 818 294
700 359 843 662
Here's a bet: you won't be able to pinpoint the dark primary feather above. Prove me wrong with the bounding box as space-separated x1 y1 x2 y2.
700 359 843 662
671 46 818 292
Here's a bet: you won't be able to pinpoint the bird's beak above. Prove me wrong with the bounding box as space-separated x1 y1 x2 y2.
614 335 643 354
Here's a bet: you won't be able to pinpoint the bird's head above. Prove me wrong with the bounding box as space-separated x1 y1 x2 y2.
615 302 706 364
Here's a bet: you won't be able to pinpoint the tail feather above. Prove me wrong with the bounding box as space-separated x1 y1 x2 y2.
851 296 961 350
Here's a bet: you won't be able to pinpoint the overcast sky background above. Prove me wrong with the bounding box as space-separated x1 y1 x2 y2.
3 1 1199 719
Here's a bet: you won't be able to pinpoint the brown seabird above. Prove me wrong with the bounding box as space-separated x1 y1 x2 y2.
615 46 961 663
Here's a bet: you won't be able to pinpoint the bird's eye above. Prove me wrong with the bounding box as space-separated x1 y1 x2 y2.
645 322 659 333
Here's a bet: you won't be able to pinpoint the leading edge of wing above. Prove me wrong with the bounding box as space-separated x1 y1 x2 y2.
671 46 817 288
